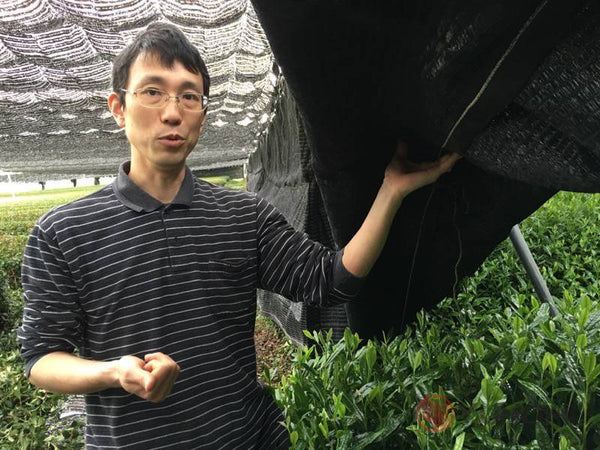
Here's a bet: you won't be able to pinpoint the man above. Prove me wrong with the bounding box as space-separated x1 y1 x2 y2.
18 23 460 448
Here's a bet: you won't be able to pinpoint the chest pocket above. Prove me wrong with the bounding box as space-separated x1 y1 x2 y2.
205 256 255 295
208 257 252 275
205 257 256 326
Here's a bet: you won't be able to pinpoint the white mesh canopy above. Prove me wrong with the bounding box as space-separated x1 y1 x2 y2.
0 0 276 181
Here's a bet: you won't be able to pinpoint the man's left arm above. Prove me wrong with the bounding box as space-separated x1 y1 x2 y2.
255 141 460 306
342 143 461 278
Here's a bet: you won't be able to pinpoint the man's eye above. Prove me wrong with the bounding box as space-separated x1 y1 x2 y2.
182 92 201 102
142 89 162 97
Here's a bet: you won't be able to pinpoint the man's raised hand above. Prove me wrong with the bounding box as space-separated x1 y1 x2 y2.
382 140 462 206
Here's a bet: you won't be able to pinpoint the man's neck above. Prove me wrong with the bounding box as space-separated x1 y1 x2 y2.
128 160 186 205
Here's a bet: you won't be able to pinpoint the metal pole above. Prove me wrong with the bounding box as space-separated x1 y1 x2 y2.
509 225 558 317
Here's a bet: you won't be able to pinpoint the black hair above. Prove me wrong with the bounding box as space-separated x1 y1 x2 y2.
111 23 210 108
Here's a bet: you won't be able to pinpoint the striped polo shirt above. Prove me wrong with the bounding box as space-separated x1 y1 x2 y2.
18 162 363 449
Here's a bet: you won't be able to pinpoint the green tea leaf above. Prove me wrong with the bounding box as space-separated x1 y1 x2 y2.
333 393 346 418
590 365 600 383
367 383 383 405
453 432 465 450
542 352 558 375
582 352 596 380
518 379 552 408
564 291 574 308
514 336 529 352
408 349 423 372
581 295 592 313
512 316 525 332
413 350 423 372
559 435 568 450
576 333 587 350
478 377 506 408
356 415 403 448
318 421 328 437
472 339 484 359
302 329 314 341
451 413 477 437
578 307 589 329
586 412 600 431
472 425 505 448
535 421 552 448
365 343 377 371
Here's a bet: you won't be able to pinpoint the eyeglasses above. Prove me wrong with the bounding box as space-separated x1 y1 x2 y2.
121 88 209 112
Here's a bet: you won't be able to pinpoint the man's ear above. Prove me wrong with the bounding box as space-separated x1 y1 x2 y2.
107 92 125 128
199 113 207 134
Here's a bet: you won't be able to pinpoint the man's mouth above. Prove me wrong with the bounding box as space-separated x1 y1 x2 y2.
159 133 185 141
158 134 185 147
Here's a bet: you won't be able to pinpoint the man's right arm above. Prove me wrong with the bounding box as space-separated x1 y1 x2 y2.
29 351 180 403
29 351 120 394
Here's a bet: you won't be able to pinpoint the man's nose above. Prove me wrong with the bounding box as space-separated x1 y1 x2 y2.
161 97 183 123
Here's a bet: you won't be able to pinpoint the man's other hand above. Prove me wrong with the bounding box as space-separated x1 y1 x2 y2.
117 353 180 403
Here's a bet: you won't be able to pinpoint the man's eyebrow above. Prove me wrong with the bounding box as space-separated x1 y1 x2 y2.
179 80 203 91
136 76 202 91
137 75 167 86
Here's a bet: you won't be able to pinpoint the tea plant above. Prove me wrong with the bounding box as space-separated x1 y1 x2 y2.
273 192 600 449
275 293 600 449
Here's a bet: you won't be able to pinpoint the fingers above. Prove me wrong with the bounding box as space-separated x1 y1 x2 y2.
143 370 155 392
143 352 162 363
144 361 179 402
412 152 461 178
118 353 180 403
423 153 461 184
439 152 462 173
118 355 152 397
383 146 464 199
443 152 462 165
393 147 462 174
142 353 180 403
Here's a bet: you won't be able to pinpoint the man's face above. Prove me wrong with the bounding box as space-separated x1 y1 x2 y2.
110 53 206 173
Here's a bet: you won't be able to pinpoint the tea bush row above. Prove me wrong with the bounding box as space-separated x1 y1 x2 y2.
273 293 600 449
271 192 600 449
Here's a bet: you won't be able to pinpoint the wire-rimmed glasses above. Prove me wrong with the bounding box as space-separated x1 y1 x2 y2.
121 88 209 112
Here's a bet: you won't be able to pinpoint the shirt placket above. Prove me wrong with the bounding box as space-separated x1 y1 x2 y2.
160 205 189 273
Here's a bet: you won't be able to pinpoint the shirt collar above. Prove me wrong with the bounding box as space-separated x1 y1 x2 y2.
113 161 194 212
